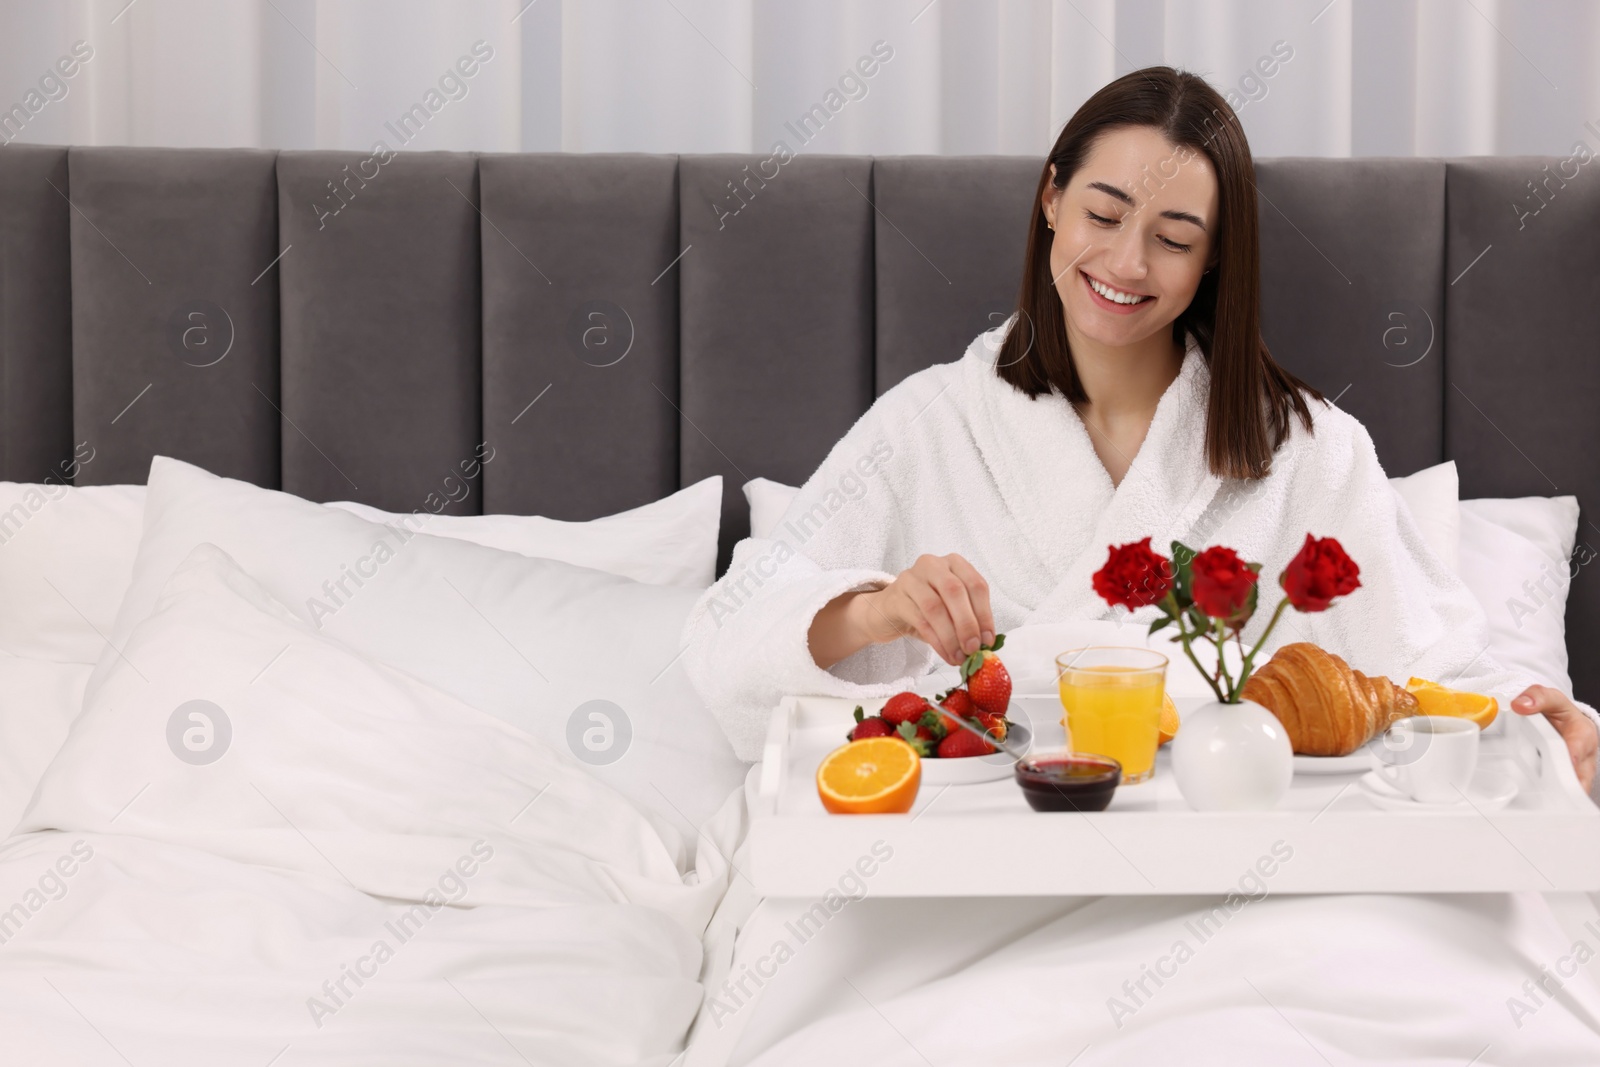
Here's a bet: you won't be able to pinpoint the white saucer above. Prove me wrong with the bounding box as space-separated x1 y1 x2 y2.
1293 741 1376 776
920 721 1032 785
1356 768 1519 812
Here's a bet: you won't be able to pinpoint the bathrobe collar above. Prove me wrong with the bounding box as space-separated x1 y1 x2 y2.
963 327 1224 623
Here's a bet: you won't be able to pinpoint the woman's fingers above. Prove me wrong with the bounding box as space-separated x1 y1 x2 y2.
931 571 983 659
867 555 999 665
1514 684 1599 791
907 554 993 662
944 554 995 648
906 577 963 664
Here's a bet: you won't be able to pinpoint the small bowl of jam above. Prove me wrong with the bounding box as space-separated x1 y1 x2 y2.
1015 754 1122 812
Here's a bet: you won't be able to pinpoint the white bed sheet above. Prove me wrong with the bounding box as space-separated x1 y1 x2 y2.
0 829 715 1066
703 887 1600 1065
0 545 744 1065
0 654 89 833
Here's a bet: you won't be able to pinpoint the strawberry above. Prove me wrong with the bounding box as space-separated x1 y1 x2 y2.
880 691 933 727
933 686 979 737
961 634 1012 716
938 687 974 716
895 719 940 757
847 706 894 742
937 728 995 759
976 711 1008 742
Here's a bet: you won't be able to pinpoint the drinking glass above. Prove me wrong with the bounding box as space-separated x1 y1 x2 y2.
1056 647 1169 785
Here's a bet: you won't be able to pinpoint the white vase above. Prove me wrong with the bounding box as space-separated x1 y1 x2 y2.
1170 698 1294 811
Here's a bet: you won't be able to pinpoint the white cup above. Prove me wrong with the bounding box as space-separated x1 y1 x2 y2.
1373 715 1479 804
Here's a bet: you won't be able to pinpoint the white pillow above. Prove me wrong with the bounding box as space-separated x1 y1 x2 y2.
744 476 801 542
0 482 144 663
0 472 720 666
328 476 722 589
1458 495 1581 696
1388 461 1461 574
29 543 688 883
96 457 747 839
748 461 1464 573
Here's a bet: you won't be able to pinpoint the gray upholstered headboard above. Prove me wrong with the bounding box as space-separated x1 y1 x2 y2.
0 146 1595 695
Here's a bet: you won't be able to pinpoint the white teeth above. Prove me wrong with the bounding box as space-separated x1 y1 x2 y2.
1087 274 1149 305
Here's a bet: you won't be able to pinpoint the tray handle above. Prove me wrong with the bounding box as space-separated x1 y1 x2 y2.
755 698 795 817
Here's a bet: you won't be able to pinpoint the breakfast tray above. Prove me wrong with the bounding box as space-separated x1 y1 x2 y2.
747 693 1600 897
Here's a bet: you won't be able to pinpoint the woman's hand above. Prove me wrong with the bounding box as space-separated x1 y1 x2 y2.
808 553 996 670
1513 684 1598 792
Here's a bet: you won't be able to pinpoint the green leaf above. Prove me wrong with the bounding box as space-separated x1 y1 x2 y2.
1170 541 1196 608
1148 616 1173 636
896 721 918 741
989 633 1006 652
854 705 866 723
1243 577 1261 621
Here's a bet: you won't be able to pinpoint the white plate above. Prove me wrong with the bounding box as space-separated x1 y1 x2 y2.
1356 768 1519 812
920 721 1033 785
1293 743 1377 775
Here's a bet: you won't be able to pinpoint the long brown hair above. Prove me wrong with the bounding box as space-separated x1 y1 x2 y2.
996 65 1322 481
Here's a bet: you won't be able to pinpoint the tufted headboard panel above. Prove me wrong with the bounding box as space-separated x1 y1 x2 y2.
0 146 1593 694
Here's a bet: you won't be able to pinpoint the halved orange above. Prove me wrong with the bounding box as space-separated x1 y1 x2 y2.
1405 677 1498 729
1157 692 1180 746
817 737 921 814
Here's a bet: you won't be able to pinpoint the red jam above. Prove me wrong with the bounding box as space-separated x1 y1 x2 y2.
1015 755 1122 812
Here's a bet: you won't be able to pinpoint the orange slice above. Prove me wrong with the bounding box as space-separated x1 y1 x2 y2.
1158 692 1180 746
1405 677 1498 729
817 737 921 814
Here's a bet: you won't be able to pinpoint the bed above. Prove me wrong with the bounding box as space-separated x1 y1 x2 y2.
0 144 1597 1064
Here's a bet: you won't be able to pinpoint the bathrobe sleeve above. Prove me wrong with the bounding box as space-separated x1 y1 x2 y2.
679 375 949 762
1268 408 1600 741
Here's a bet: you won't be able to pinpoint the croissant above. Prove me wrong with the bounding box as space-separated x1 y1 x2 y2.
1240 642 1419 756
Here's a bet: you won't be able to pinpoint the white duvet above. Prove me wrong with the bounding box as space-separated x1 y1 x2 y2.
0 544 735 1065
713 889 1600 1065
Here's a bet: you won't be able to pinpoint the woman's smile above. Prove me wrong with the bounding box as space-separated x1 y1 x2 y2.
1080 269 1154 314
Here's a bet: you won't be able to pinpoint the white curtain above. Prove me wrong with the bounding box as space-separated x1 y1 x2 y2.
1 0 1597 157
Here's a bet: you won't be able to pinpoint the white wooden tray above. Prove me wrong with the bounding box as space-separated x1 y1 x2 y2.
748 692 1600 897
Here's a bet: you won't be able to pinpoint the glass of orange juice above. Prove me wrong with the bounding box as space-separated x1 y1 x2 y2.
1056 647 1168 785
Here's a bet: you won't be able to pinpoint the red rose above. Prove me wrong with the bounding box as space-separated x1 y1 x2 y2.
1281 534 1361 612
1092 537 1173 610
1190 545 1258 620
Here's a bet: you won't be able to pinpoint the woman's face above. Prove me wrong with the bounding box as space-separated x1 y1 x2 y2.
1042 125 1219 350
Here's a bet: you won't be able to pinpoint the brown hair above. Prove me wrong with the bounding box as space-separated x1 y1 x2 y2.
996 65 1322 481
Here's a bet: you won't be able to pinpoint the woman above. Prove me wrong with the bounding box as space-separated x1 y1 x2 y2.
682 66 1600 1063
682 67 1598 787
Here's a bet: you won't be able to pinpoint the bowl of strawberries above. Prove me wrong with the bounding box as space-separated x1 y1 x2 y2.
845 635 1031 785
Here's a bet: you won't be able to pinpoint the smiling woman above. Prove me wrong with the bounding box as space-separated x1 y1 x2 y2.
682 64 1600 786
999 69 1323 485
676 66 1600 1061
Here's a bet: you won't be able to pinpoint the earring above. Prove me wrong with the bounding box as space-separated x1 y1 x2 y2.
1047 221 1055 231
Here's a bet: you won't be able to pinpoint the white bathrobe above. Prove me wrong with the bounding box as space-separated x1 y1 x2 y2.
682 321 1598 762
